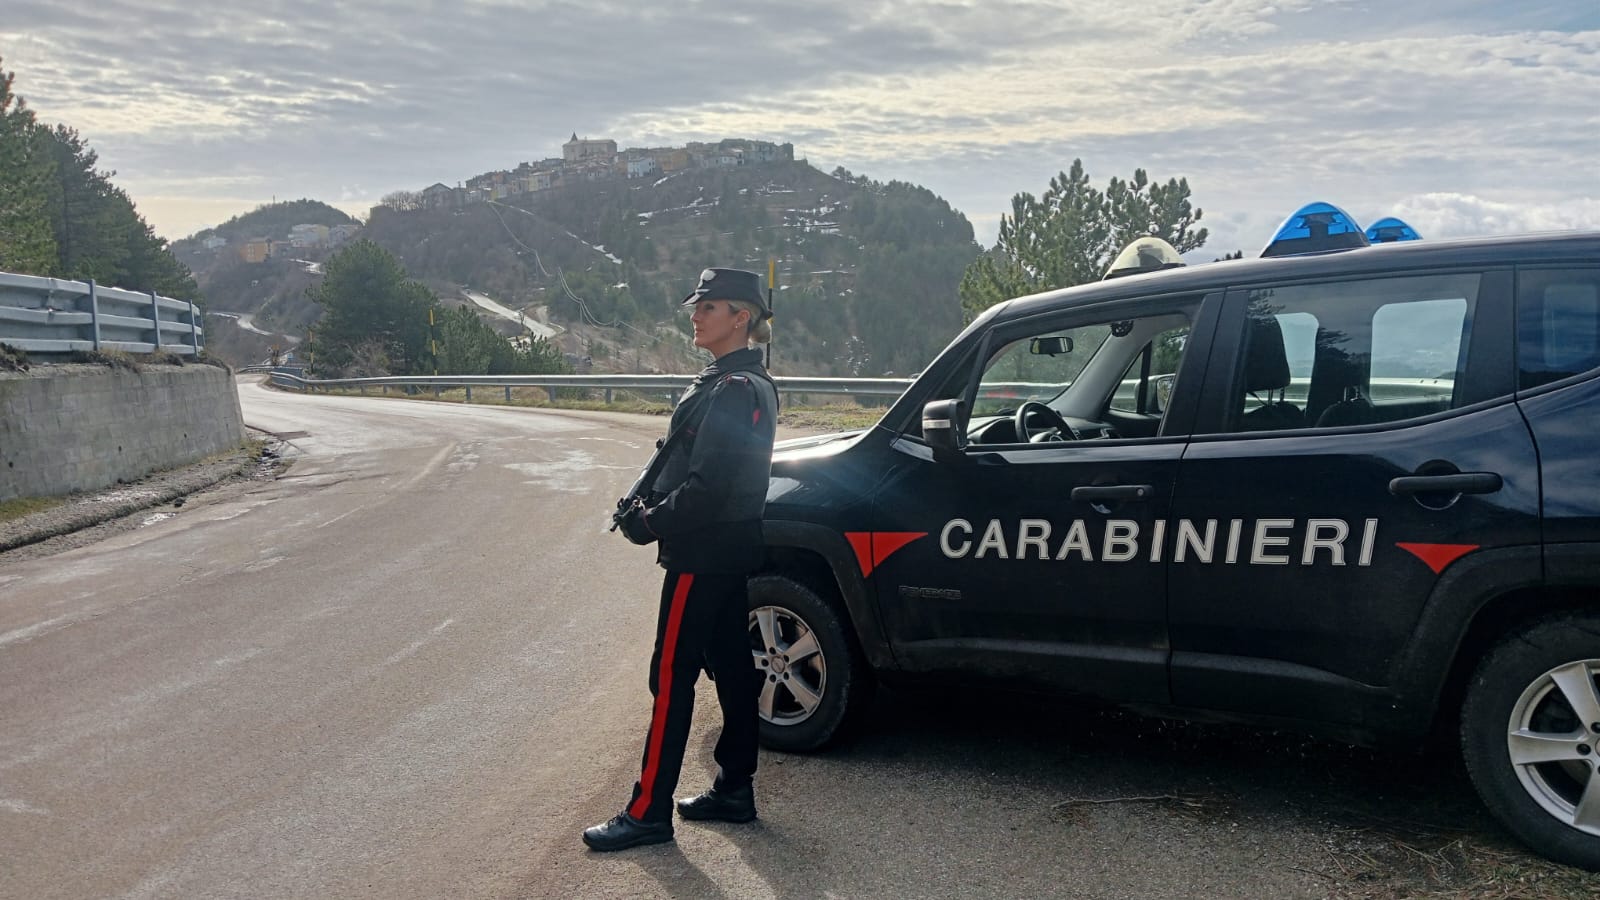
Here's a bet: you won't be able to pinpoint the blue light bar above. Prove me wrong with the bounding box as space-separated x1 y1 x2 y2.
1365 216 1422 243
1261 202 1370 258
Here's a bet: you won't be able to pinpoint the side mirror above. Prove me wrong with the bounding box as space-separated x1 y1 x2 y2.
922 398 967 461
1152 374 1176 415
1029 336 1073 356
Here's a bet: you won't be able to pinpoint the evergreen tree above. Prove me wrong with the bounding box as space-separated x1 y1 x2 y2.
41 125 130 285
432 304 568 375
114 192 199 300
436 305 495 374
959 159 1208 320
0 60 59 274
38 125 198 299
308 240 435 374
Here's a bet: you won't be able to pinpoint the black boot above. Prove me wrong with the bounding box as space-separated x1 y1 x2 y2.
676 783 757 823
582 813 674 851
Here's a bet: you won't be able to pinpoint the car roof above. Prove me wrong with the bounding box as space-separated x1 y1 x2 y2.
994 231 1600 325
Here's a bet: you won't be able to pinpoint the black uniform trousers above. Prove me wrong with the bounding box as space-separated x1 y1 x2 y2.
627 570 760 824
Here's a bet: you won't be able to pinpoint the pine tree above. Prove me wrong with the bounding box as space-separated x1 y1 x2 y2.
41 125 129 284
38 125 197 299
308 240 436 375
958 159 1209 321
0 60 59 274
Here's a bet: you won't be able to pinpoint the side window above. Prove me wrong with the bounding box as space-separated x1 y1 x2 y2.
1110 325 1191 415
958 304 1198 445
1371 298 1468 404
1518 269 1600 390
1225 273 1481 433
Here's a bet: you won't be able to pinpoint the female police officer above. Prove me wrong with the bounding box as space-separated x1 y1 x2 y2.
584 268 779 852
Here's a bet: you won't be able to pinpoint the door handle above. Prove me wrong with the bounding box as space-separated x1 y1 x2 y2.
1071 484 1154 502
1388 473 1502 496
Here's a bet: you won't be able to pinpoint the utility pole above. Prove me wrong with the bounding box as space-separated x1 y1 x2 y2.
766 257 775 370
429 308 437 376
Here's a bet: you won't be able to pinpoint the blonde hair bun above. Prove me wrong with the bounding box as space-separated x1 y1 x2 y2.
731 301 773 345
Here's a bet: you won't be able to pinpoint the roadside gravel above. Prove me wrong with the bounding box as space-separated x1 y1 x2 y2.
0 429 285 561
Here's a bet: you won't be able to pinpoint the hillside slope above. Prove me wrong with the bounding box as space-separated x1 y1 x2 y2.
181 164 980 376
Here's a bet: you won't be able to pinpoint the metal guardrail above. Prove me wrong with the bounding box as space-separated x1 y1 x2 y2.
0 271 203 356
255 368 1456 409
263 370 917 402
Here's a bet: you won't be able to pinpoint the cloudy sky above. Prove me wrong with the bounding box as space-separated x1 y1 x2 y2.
3 1 1596 255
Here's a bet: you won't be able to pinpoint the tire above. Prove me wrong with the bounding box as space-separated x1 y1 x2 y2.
747 573 873 753
1461 611 1600 871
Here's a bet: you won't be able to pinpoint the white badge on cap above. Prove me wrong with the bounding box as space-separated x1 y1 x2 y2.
700 268 716 282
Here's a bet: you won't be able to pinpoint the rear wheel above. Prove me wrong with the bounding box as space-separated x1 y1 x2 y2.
747 574 872 752
1461 611 1600 871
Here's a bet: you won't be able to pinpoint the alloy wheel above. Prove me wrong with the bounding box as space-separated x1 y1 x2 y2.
1506 659 1600 837
750 605 827 726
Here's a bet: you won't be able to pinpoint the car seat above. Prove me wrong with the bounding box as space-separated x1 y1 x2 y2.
1315 386 1379 427
1237 314 1305 431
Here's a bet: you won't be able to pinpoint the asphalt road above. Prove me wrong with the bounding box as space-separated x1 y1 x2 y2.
0 378 1566 899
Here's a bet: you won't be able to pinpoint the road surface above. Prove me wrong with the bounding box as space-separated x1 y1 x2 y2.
464 290 561 339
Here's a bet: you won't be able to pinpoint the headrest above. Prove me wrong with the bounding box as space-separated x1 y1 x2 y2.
1242 314 1291 393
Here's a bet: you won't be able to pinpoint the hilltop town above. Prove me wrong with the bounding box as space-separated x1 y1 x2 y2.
409 134 796 209
193 134 797 263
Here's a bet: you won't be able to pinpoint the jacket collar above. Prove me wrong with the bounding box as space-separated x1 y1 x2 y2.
702 347 764 379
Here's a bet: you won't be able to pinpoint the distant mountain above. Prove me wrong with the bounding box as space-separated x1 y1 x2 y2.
179 163 980 376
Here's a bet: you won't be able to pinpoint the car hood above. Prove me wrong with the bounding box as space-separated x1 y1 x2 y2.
773 429 867 459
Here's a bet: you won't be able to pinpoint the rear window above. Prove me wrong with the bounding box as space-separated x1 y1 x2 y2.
1220 273 1478 433
1519 269 1600 390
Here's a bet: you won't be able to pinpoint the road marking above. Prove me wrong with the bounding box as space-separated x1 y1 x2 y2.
315 507 364 529
0 613 82 649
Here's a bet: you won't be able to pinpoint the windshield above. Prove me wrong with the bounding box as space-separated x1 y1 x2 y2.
971 323 1113 417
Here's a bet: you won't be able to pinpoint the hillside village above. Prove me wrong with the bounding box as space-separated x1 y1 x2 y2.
196 134 797 265
433 134 795 208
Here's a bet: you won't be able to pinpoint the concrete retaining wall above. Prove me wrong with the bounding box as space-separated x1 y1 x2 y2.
0 363 245 503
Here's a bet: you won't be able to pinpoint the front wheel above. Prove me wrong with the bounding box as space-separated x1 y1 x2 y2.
1461 611 1600 871
747 574 872 752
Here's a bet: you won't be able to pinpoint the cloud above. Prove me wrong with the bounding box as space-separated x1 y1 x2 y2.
1390 192 1600 237
1 0 1594 247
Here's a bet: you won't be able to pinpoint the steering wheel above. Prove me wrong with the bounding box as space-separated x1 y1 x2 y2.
1014 400 1077 442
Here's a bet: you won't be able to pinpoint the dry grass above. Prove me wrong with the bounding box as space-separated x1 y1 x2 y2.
0 495 66 524
67 348 142 371
0 342 29 372
1314 818 1597 898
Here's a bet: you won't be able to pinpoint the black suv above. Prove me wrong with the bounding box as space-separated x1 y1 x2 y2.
747 230 1600 870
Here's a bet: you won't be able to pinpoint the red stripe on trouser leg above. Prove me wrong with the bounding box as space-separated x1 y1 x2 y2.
629 572 694 820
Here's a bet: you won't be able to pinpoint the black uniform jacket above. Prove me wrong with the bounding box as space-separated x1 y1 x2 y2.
643 347 779 574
